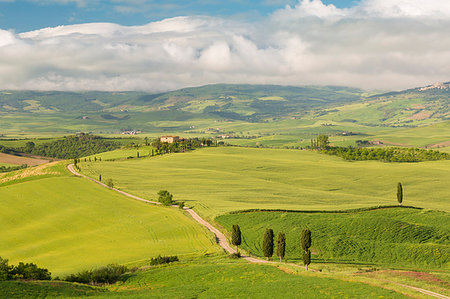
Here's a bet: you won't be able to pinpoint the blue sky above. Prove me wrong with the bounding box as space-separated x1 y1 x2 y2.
0 0 359 32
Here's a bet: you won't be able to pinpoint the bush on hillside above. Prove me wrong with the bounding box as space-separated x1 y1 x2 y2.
157 190 173 206
65 264 128 285
149 255 179 266
0 257 51 281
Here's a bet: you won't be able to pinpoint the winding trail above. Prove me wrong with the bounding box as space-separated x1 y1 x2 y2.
67 164 448 298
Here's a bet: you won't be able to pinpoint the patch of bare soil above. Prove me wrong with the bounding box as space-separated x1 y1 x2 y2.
425 141 450 148
407 111 431 120
0 152 49 166
371 140 411 147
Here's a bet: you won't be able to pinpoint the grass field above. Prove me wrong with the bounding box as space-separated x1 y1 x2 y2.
79 147 450 220
0 167 220 276
216 207 449 269
85 145 155 161
0 257 410 298
0 280 105 298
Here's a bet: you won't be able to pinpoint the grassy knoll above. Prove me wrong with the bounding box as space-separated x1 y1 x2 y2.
0 257 408 298
99 258 406 298
0 167 220 276
0 280 105 298
216 208 449 268
80 147 450 220
3 256 449 298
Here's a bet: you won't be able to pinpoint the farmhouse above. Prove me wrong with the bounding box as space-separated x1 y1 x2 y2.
160 136 180 143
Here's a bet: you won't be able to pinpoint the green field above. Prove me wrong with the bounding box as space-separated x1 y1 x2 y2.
0 166 220 276
85 145 155 161
79 147 450 220
216 208 449 268
0 257 409 298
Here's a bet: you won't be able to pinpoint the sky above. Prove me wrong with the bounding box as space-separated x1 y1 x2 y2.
0 0 449 92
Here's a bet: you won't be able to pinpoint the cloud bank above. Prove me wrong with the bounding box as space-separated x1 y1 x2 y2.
0 0 449 91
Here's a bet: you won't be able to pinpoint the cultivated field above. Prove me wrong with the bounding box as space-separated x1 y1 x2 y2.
0 152 49 166
217 207 449 269
79 147 450 220
0 166 220 276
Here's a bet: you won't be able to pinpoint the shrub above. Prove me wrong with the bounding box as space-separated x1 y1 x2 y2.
178 201 185 209
0 257 11 281
105 179 114 188
65 264 128 285
150 255 179 266
229 252 241 259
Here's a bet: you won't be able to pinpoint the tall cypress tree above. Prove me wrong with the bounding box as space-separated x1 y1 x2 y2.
262 228 274 260
397 182 403 205
301 228 312 270
231 224 242 253
276 232 286 262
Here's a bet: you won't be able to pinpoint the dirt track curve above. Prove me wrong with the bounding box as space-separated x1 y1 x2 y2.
67 164 448 299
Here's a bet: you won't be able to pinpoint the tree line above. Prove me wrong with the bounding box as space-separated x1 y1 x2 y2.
18 133 121 159
151 137 217 155
231 225 312 270
311 134 449 162
0 257 51 281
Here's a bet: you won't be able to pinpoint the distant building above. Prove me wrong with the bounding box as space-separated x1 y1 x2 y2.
160 136 180 143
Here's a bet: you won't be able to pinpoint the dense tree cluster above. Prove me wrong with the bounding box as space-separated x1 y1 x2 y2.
0 257 51 281
151 137 216 155
320 146 450 162
157 190 174 206
20 133 121 159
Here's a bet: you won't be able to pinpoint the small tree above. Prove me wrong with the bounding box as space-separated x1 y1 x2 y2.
301 228 312 270
137 151 140 158
0 257 11 281
231 225 242 252
99 174 102 182
105 179 114 188
178 201 184 209
397 182 403 206
317 134 329 149
157 190 173 206
276 232 286 262
262 228 274 261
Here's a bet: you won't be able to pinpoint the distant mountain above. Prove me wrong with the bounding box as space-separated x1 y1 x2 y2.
0 83 447 135
0 84 364 121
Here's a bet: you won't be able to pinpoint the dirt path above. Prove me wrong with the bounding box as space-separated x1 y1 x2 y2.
67 164 448 298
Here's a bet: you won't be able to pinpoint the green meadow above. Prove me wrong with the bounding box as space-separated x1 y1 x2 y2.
216 208 449 268
80 147 450 220
0 257 408 298
0 166 219 276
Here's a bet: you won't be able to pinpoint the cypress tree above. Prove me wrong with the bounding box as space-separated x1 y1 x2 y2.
397 182 403 205
276 232 286 262
262 228 274 260
99 174 102 182
137 151 140 158
231 225 242 253
301 228 312 270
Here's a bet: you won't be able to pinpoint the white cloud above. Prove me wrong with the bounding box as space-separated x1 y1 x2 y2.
0 0 449 91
